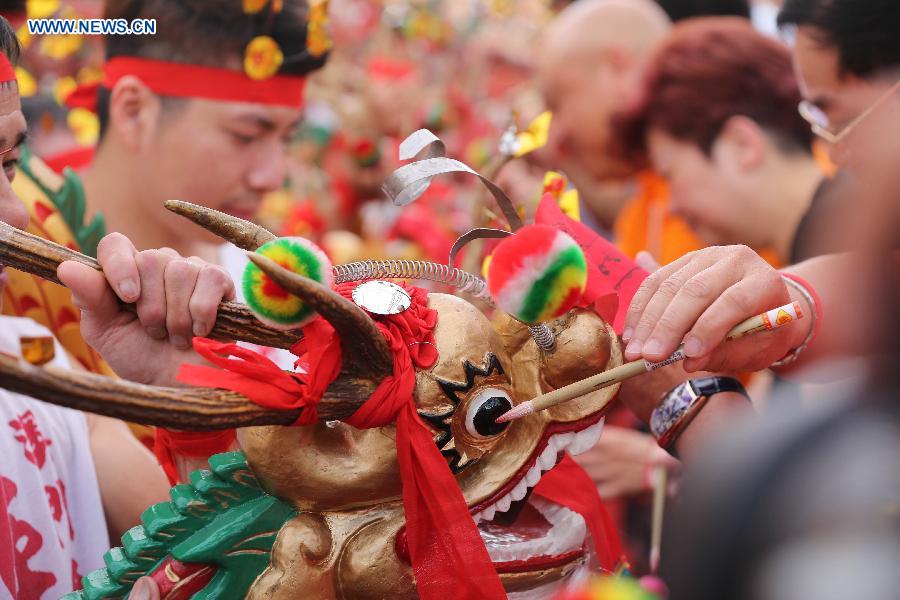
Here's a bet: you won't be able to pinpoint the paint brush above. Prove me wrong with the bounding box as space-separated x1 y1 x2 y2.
649 464 667 574
497 301 803 423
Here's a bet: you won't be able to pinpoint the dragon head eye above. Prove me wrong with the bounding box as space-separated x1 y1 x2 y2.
465 389 513 439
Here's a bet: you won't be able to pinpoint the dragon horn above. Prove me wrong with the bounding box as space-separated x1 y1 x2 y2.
0 220 300 349
164 200 277 251
0 350 379 428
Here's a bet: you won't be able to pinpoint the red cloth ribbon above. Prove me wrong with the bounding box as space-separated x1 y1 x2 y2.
180 318 341 425
153 429 237 486
533 454 624 572
64 56 307 112
173 281 507 599
155 318 342 484
0 53 14 84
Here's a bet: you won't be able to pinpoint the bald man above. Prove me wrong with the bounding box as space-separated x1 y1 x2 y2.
540 0 668 182
537 1 703 538
538 0 703 264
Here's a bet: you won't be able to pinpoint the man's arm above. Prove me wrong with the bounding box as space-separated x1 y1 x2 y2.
622 247 858 379
779 253 866 371
56 232 236 539
87 413 170 542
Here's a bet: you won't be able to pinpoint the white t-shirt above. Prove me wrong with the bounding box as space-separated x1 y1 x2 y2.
0 316 108 598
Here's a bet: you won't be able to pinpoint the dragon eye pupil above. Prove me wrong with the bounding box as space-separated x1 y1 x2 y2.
473 396 512 437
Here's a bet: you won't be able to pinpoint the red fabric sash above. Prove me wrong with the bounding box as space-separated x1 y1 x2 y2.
153 429 237 485
0 54 14 83
155 318 342 484
175 282 507 600
533 454 624 572
65 56 307 111
181 318 341 425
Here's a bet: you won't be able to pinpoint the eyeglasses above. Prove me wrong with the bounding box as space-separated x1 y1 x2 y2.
798 79 900 145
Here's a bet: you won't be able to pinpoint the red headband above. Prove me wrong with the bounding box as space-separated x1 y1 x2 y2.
0 53 16 84
368 56 415 81
65 56 306 111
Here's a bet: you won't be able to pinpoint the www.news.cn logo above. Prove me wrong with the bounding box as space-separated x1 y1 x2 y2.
27 18 157 36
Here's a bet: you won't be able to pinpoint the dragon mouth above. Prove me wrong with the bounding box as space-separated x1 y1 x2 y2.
473 418 605 573
479 497 587 573
393 416 604 581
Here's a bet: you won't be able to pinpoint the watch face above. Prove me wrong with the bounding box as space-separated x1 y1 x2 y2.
650 381 700 440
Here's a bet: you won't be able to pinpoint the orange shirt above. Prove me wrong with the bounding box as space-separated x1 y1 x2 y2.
613 171 782 268
613 171 704 266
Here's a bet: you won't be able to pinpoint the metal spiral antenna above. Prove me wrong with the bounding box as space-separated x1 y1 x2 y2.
527 324 556 351
333 260 492 301
332 260 555 351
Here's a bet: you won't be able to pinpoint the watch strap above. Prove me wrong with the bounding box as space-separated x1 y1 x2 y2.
650 376 748 448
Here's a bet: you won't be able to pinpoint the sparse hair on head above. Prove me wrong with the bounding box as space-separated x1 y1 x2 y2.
778 0 900 77
546 0 671 61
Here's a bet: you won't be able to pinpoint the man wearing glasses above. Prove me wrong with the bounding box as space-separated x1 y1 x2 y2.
781 0 900 156
777 0 900 260
621 4 900 598
620 0 899 376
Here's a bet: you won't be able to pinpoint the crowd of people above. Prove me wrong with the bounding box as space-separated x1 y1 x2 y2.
0 0 897 598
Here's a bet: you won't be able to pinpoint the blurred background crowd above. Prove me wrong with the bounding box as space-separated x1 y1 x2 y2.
0 0 897 598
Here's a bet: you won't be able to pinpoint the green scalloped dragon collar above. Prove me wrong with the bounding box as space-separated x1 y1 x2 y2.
64 452 295 600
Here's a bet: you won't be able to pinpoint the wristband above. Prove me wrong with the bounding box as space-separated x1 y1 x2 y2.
771 272 821 367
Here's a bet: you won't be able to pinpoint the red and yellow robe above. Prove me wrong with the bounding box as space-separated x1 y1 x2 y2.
2 147 153 443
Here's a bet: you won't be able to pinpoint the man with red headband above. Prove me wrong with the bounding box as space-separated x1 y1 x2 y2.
83 1 326 261
3 1 330 476
4 0 328 375
0 14 239 596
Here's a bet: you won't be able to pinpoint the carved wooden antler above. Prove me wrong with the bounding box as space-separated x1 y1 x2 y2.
0 351 386 428
162 200 391 375
0 220 299 349
0 201 393 427
0 354 298 429
165 199 277 251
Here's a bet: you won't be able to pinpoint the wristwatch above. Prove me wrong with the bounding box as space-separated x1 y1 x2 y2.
650 376 749 449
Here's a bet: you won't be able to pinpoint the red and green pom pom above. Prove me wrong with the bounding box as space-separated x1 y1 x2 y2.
351 137 381 169
554 575 663 600
243 237 333 330
487 224 588 324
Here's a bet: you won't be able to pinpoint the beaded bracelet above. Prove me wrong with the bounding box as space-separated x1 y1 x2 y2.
771 272 822 367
